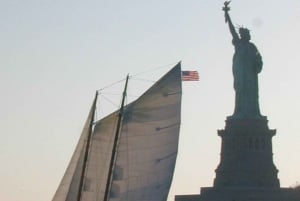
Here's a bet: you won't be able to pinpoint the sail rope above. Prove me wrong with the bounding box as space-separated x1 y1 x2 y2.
131 61 178 77
99 93 120 108
97 78 126 92
95 61 179 120
129 77 155 83
96 61 178 92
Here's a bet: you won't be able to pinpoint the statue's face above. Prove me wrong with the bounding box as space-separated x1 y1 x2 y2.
240 30 251 41
241 33 250 41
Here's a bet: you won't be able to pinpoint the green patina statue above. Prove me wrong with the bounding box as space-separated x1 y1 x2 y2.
223 1 264 119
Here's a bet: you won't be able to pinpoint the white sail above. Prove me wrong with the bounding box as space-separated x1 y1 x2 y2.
110 63 182 201
79 112 119 201
52 63 182 201
52 93 98 201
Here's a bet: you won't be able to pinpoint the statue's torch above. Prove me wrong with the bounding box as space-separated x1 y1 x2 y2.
223 1 231 23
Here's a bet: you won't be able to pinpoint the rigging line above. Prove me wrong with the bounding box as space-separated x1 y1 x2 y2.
100 92 123 96
129 77 156 83
131 61 179 77
97 77 128 92
97 62 178 93
100 94 120 108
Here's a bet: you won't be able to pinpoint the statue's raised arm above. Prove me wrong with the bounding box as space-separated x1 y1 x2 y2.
223 1 239 41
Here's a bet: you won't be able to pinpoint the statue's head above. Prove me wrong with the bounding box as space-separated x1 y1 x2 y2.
239 27 251 41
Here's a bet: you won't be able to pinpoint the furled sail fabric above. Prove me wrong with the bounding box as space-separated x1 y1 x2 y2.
52 93 98 201
52 63 182 201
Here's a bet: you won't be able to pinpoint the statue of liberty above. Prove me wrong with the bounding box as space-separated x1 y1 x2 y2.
223 1 264 119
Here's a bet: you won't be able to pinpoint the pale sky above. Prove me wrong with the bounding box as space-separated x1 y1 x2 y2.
1 1 300 201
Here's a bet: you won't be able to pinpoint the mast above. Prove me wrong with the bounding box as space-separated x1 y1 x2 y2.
77 92 98 201
103 75 129 201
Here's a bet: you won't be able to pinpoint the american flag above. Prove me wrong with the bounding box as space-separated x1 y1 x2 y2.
181 71 199 81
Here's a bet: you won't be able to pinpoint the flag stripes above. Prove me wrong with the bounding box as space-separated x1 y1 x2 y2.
181 71 199 81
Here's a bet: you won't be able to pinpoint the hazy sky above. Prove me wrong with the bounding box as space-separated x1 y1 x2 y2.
1 1 300 201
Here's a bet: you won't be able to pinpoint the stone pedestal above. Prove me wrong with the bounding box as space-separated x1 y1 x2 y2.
174 117 300 201
214 118 279 188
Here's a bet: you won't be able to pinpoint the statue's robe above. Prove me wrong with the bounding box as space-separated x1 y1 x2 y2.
231 38 263 118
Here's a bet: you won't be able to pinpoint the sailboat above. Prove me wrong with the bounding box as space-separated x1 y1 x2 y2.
52 62 182 201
